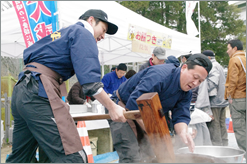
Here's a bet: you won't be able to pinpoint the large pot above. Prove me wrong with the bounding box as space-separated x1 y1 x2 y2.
174 154 226 163
176 146 246 163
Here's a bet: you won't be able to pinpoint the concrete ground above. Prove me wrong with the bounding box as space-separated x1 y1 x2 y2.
1 142 12 163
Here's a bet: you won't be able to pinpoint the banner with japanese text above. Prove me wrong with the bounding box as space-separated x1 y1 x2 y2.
127 24 172 50
12 1 58 48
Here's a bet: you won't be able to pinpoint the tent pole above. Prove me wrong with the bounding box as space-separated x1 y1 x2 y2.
198 1 201 52
100 51 104 78
101 64 104 78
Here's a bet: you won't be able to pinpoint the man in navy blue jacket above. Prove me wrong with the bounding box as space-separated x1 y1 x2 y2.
101 63 127 95
7 9 126 163
110 54 213 163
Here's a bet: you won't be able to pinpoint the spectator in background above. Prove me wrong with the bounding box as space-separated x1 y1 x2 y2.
125 70 136 79
165 55 180 67
67 82 86 104
225 39 246 151
202 50 229 146
67 81 95 104
139 47 167 72
111 67 116 72
101 63 127 95
180 54 192 64
186 84 212 146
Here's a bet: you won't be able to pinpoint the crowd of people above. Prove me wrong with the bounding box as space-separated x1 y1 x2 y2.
6 8 246 163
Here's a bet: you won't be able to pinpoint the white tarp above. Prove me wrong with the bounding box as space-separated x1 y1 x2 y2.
1 1 200 65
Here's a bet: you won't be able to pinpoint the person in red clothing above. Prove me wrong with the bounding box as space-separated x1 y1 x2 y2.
139 47 167 72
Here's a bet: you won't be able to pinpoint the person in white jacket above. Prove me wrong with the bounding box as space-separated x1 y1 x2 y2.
202 50 229 146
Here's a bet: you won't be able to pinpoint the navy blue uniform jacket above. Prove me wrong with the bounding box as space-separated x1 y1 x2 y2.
20 21 101 98
116 64 192 125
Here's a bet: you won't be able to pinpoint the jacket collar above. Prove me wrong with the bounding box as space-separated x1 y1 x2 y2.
149 58 154 66
232 50 246 58
77 20 94 36
210 58 216 63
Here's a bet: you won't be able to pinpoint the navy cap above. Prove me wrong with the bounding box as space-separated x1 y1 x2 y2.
79 9 118 35
187 53 212 74
202 50 215 57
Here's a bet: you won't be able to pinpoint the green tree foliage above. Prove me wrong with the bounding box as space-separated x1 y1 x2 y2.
117 1 246 66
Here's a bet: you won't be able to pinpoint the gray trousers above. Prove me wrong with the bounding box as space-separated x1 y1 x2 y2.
229 98 246 151
206 107 228 146
6 72 87 163
108 120 155 163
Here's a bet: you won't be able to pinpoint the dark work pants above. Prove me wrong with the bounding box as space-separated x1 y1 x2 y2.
108 120 156 163
109 120 141 163
31 147 50 163
6 73 87 163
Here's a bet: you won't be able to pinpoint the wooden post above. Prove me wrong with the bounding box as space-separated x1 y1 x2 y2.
136 92 175 163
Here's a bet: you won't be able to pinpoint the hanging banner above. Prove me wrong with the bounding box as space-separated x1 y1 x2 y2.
185 1 199 36
12 1 58 48
127 24 172 49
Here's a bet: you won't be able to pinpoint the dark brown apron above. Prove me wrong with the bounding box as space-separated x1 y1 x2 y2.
24 62 83 155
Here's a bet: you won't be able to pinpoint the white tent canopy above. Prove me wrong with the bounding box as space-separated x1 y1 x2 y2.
1 1 200 65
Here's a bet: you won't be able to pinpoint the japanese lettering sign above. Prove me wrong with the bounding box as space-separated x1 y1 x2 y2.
12 1 58 48
132 40 151 55
127 24 172 49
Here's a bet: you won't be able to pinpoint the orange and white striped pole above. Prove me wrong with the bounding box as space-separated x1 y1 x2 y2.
77 121 94 163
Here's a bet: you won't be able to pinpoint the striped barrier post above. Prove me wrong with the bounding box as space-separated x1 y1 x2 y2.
77 121 94 163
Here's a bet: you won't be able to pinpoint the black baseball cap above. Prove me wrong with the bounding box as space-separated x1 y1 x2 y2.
187 53 212 74
202 50 215 57
79 9 118 35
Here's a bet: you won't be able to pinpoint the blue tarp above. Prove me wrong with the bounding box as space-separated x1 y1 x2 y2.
93 151 119 163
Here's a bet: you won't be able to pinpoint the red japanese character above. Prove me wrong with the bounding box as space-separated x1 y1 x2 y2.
140 32 147 42
135 31 141 40
34 22 47 40
34 22 53 40
147 35 151 42
45 24 53 35
26 1 52 23
151 35 157 45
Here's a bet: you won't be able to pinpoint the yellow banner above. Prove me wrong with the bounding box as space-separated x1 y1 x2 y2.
127 24 172 49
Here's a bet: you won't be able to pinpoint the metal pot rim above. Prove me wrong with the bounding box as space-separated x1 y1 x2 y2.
176 146 246 158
